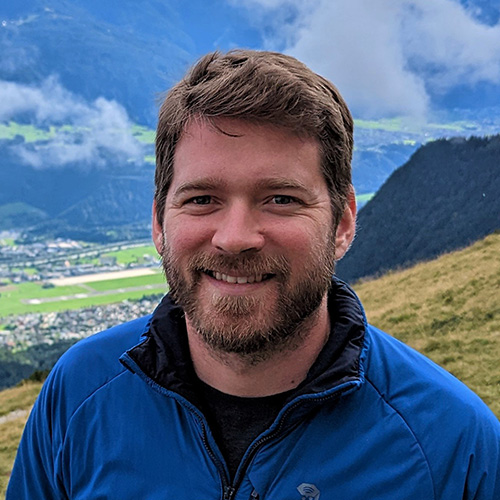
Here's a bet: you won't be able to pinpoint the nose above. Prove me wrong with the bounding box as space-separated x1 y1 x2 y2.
211 202 265 254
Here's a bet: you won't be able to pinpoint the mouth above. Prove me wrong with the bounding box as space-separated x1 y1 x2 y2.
202 270 274 284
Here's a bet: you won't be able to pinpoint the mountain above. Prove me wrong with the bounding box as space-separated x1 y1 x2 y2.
1 0 193 125
337 135 500 283
0 139 155 241
1 1 499 241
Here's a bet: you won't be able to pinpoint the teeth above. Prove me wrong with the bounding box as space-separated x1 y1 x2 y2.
210 272 267 284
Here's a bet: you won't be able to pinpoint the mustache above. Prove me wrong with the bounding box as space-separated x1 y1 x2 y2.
186 252 291 276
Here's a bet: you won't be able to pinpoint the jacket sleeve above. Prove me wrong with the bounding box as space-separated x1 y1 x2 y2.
6 372 67 499
463 406 500 500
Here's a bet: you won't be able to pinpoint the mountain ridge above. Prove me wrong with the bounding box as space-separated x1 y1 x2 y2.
337 134 500 283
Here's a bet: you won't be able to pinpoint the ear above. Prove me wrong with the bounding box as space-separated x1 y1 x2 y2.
334 186 357 260
152 200 164 255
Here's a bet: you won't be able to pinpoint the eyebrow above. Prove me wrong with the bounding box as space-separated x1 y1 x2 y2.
172 176 311 199
254 177 310 192
172 178 228 198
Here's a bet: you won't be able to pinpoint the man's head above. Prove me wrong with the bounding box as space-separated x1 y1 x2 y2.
153 50 356 361
155 49 354 230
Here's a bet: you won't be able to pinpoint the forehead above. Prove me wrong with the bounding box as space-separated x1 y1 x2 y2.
170 119 326 192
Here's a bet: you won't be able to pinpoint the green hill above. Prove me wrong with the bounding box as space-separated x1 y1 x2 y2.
1 233 499 496
354 231 500 414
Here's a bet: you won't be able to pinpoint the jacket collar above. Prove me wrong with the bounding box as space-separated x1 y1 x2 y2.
121 277 367 406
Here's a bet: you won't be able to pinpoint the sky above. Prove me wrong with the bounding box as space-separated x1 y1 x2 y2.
230 0 500 120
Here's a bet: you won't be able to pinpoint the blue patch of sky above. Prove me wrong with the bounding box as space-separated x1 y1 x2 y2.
174 0 263 57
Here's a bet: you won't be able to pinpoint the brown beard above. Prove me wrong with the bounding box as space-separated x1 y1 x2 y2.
160 236 336 363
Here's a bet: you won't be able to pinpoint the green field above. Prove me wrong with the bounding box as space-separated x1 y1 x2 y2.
101 245 159 265
356 193 375 204
0 122 56 142
86 272 165 292
132 125 155 144
0 121 156 164
0 271 166 318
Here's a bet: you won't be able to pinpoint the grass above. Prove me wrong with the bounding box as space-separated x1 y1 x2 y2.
0 416 30 496
0 245 162 318
0 381 43 496
354 117 407 132
0 382 43 418
101 245 159 265
0 121 155 165
131 125 155 144
353 117 477 135
354 232 500 416
86 272 164 291
15 288 166 314
0 122 56 142
1 121 157 145
355 193 375 204
0 271 165 318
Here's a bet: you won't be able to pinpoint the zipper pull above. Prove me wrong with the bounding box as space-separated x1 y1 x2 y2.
250 489 259 499
224 486 236 500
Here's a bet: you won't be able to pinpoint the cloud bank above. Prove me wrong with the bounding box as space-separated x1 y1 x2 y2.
235 0 500 119
0 77 144 168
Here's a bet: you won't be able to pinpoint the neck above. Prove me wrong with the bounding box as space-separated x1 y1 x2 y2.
186 297 330 397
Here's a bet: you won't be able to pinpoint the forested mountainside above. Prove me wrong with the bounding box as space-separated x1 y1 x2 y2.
337 135 500 283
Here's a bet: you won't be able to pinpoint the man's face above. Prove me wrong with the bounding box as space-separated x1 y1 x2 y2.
153 119 352 359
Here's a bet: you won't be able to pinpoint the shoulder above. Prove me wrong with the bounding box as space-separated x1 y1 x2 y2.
37 314 153 424
363 324 500 493
364 324 496 422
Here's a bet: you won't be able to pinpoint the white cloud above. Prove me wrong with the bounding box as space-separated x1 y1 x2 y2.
0 77 144 168
401 1 500 89
234 0 500 119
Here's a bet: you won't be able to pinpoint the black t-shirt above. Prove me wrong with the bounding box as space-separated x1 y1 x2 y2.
197 380 292 481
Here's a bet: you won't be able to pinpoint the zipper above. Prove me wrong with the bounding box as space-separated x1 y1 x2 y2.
182 381 357 500
224 486 236 500
228 388 353 499
196 415 232 499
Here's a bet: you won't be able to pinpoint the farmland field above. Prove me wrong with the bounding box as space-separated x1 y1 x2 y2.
0 268 166 318
100 245 158 265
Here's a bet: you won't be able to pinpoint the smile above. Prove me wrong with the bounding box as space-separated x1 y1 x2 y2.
203 270 273 284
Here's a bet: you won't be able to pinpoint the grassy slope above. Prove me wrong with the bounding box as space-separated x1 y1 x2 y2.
1 233 499 495
0 382 43 496
355 231 500 415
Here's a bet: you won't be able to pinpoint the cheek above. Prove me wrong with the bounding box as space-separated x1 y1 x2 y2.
164 220 213 255
270 221 330 255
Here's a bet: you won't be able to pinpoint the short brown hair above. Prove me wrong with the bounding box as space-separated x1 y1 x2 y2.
155 50 353 226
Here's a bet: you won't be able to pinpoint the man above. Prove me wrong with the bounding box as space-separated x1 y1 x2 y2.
8 50 500 499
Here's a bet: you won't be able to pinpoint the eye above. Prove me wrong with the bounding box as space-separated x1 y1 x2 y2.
187 195 212 205
272 195 297 205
